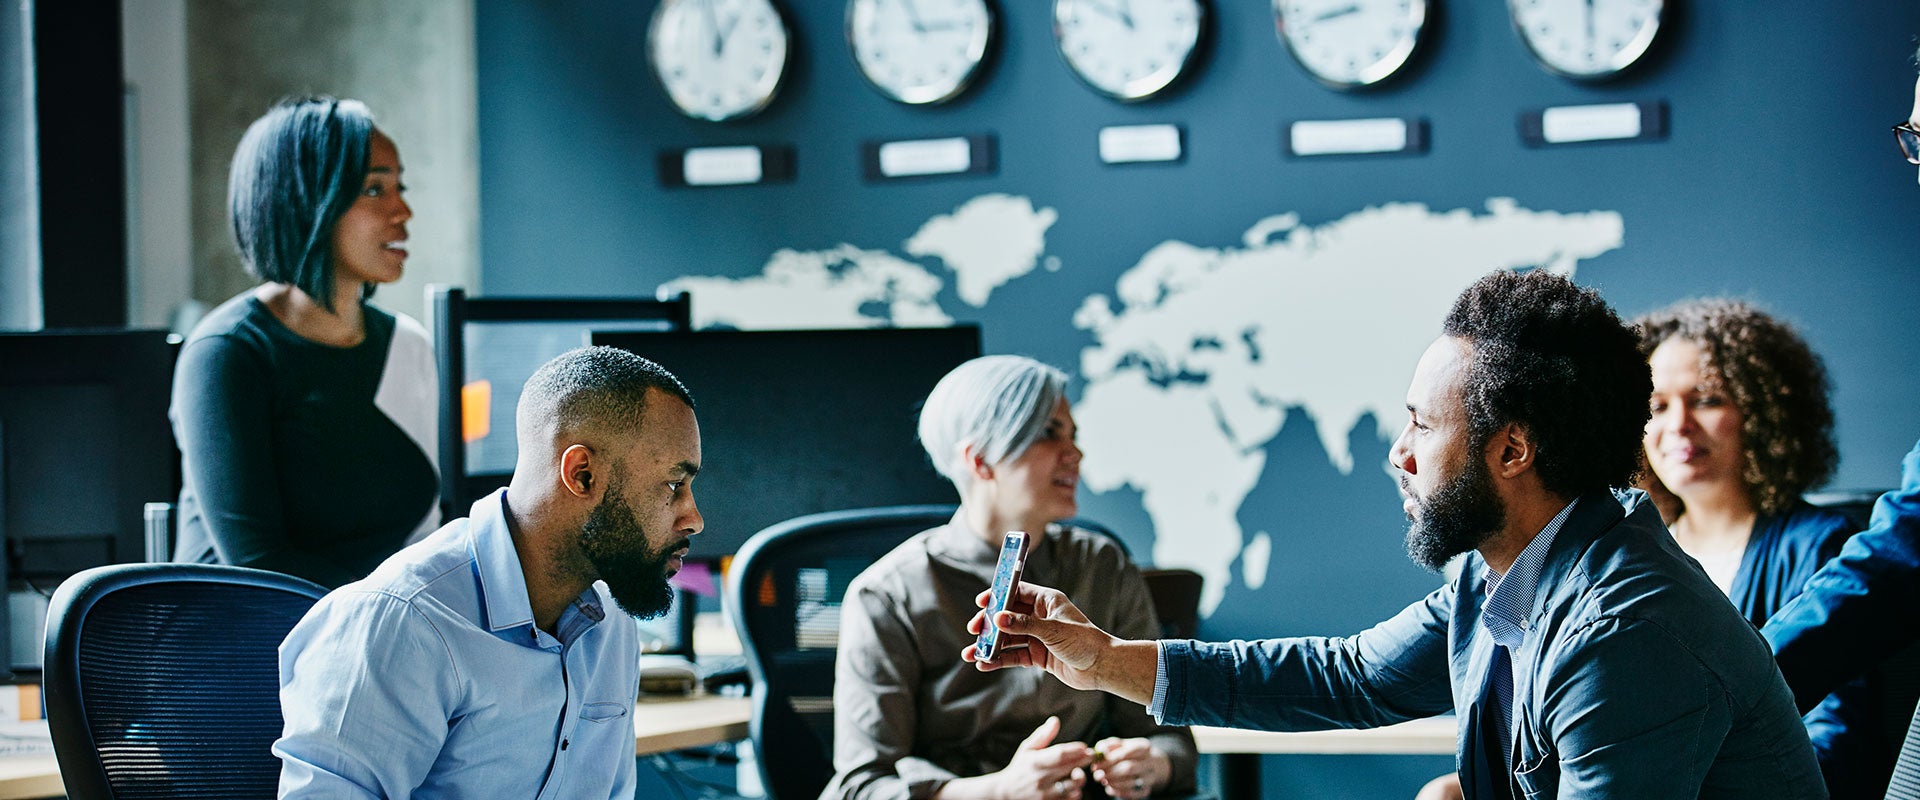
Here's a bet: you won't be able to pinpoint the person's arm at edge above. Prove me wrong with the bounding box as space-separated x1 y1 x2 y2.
1764 438 1920 712
966 580 1455 731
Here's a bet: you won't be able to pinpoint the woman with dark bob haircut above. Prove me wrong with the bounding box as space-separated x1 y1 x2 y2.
169 97 438 588
1638 298 1887 798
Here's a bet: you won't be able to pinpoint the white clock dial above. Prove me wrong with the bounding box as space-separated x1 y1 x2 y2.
1275 0 1427 89
1052 0 1205 101
1508 0 1663 80
847 0 995 105
648 0 791 122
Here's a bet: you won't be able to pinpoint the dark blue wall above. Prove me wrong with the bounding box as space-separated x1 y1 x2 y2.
479 2 1920 797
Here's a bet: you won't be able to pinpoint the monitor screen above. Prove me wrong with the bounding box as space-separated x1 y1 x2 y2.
590 327 981 555
0 330 176 581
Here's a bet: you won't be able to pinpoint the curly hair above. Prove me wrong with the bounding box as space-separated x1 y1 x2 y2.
1441 270 1652 499
1635 299 1836 516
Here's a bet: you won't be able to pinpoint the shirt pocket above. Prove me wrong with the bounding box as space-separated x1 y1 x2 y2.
1513 753 1558 799
580 701 629 723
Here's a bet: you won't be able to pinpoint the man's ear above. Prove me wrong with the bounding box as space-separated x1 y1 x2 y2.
560 444 596 499
1488 423 1537 480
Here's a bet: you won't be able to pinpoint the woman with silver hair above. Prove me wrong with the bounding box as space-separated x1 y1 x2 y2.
824 355 1197 800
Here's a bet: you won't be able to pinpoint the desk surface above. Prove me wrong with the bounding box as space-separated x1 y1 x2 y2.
634 693 752 755
1194 716 1455 756
0 755 59 800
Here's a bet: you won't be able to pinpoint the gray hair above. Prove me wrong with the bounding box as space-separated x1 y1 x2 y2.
917 355 1068 490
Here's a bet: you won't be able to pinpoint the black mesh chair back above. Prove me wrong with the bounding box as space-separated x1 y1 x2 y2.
43 563 329 799
729 505 956 800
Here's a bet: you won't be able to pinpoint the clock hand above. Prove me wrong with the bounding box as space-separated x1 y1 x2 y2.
1584 0 1596 52
1080 0 1128 27
1313 3 1362 23
897 0 928 34
1115 0 1135 30
703 0 724 56
715 0 743 56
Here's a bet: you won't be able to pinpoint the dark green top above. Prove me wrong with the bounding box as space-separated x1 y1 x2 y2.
170 293 438 588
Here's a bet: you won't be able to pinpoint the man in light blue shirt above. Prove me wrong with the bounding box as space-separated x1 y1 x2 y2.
965 271 1825 799
276 346 705 798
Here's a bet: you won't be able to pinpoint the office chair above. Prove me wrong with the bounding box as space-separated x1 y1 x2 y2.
43 563 329 799
728 505 953 800
727 505 1188 800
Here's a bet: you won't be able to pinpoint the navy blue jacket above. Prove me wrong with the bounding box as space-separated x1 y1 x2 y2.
1156 491 1825 799
1765 440 1920 712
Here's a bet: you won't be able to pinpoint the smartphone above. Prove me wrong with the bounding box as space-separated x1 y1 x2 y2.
975 530 1030 662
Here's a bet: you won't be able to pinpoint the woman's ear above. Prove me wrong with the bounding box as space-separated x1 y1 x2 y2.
961 442 994 482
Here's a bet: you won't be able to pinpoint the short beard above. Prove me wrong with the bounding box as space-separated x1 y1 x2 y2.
1403 454 1507 572
579 480 681 620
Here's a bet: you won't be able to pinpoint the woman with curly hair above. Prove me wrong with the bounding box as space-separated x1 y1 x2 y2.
1638 298 1888 798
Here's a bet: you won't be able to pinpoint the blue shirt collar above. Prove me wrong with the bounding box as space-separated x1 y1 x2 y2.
1482 497 1579 647
468 489 609 647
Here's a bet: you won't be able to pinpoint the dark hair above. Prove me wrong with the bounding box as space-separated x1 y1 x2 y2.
226 96 374 312
518 346 695 443
1636 299 1836 516
1441 270 1651 499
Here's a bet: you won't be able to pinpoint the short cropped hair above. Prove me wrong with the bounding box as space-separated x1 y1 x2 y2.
918 355 1068 491
518 347 694 447
227 96 374 312
1441 270 1651 499
1636 299 1836 515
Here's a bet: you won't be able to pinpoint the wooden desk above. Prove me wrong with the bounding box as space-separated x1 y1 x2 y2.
1195 717 1455 798
633 693 751 755
0 755 60 800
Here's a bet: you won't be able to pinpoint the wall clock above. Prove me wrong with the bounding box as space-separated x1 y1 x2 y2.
648 0 792 122
846 0 996 105
1508 0 1664 80
1052 0 1206 102
1273 0 1428 90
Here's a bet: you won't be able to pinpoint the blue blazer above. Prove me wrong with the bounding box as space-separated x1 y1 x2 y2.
1766 439 1920 712
1156 491 1826 799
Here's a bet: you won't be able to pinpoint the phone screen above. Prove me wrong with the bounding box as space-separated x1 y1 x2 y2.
975 530 1029 661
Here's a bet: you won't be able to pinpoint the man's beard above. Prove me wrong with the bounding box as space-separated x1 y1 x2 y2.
580 483 682 620
1403 454 1507 572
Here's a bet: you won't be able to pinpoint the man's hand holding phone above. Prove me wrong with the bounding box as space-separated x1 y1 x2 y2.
962 579 1160 702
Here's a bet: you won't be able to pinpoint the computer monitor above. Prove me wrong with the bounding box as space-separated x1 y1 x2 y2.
0 329 178 675
430 287 692 519
591 326 981 555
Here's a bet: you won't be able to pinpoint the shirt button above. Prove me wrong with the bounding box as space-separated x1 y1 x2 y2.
561 739 569 751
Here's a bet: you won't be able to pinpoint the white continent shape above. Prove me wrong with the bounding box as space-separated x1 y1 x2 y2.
660 244 952 330
906 194 1060 308
1074 199 1625 614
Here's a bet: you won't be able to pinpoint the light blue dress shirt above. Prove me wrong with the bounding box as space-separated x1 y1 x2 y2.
275 489 640 799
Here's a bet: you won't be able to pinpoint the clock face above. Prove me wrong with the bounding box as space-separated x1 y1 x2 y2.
1274 0 1427 90
1052 0 1205 101
847 0 995 105
1508 0 1663 80
647 0 791 122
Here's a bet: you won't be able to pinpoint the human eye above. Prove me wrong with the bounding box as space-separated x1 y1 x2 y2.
360 182 384 198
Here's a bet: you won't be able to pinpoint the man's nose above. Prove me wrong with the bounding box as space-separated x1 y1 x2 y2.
1389 431 1415 475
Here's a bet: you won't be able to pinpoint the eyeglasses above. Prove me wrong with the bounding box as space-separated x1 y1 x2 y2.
1897 122 1920 165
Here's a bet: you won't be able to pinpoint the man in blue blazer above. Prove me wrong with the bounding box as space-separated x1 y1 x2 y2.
966 270 1825 798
